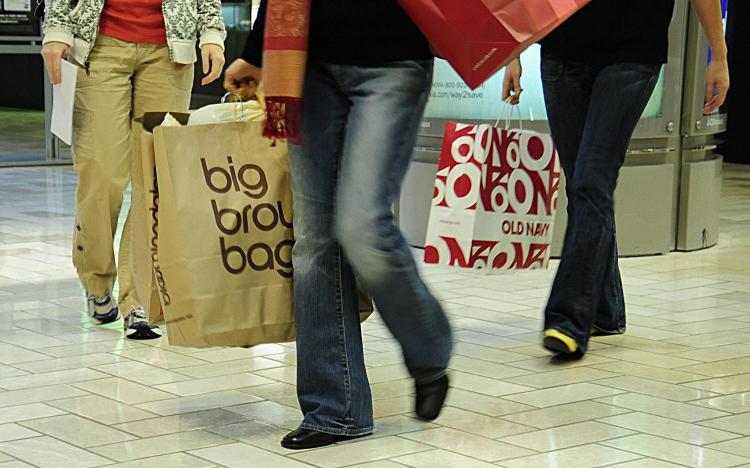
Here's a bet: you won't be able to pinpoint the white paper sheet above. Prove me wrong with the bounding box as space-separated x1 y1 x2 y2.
51 60 78 146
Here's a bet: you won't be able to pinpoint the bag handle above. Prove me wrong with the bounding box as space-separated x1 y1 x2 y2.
495 97 526 131
221 92 247 123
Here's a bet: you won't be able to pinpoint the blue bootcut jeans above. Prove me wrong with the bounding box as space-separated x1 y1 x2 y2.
542 58 661 352
289 59 453 436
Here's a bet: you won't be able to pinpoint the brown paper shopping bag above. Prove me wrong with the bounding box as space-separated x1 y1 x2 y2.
151 118 296 347
130 113 190 323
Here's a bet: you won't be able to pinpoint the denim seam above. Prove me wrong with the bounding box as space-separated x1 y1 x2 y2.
298 422 374 437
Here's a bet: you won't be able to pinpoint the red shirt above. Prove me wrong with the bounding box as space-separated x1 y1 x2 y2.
99 0 167 45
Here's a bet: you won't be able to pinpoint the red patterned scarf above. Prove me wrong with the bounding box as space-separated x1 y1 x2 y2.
262 0 311 144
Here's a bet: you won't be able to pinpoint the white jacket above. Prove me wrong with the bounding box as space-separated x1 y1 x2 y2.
42 0 226 65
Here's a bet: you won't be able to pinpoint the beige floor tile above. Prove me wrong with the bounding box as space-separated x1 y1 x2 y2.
503 383 624 408
364 352 404 368
367 365 412 385
72 377 176 404
400 427 535 462
373 396 413 418
0 366 26 380
191 442 311 468
207 419 296 455
599 412 741 445
111 409 249 438
0 436 112 468
596 458 684 468
104 452 217 468
36 340 146 358
114 348 210 369
498 421 635 452
90 430 232 462
507 367 619 389
708 437 750 458
0 369 107 390
0 461 36 468
659 319 750 335
345 461 409 468
289 436 431 468
434 407 534 439
13 354 121 374
93 361 194 385
590 348 700 369
448 371 535 397
672 345 750 363
393 449 498 468
603 434 750 467
505 354 615 373
370 380 414 400
135 390 262 417
254 366 298 385
154 373 274 397
174 357 286 380
700 413 750 435
497 444 642 468
0 403 65 424
594 375 721 401
692 392 750 414
445 388 535 417
0 424 40 442
592 361 704 384
48 395 158 425
188 345 289 363
364 416 436 440
448 354 532 378
590 335 692 355
240 382 300 409
684 373 750 394
597 393 730 422
225 400 301 430
0 385 87 409
19 414 136 448
678 357 750 377
502 401 630 429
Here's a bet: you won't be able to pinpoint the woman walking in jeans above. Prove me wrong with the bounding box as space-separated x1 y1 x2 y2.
503 0 729 356
224 0 452 450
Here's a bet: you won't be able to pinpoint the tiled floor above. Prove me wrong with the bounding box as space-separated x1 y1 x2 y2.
0 164 749 468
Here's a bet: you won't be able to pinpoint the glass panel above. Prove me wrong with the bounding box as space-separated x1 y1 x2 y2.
0 108 47 163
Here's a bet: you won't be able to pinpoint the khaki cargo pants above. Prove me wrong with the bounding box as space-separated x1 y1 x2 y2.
72 35 193 312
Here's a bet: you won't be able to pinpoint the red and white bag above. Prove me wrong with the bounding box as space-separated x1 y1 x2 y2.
424 122 561 273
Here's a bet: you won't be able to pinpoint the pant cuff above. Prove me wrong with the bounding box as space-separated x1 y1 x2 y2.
298 422 374 437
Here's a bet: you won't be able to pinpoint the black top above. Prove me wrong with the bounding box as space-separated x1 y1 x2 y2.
242 0 432 67
541 0 676 65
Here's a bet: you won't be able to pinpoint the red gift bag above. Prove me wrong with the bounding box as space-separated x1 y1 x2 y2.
398 0 590 89
424 123 561 273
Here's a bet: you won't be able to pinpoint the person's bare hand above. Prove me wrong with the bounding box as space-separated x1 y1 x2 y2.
41 41 71 85
223 58 262 99
704 58 729 114
201 44 226 85
502 58 523 105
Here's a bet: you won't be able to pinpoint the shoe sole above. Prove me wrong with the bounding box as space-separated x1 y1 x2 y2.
543 329 579 355
125 326 162 341
92 309 122 325
281 433 371 450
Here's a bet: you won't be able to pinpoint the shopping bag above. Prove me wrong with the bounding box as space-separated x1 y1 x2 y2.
131 102 373 348
150 115 295 347
130 114 189 323
398 0 590 89
424 122 561 273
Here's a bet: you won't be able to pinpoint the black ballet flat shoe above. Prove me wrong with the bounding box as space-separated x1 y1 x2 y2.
415 374 450 421
281 428 364 450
